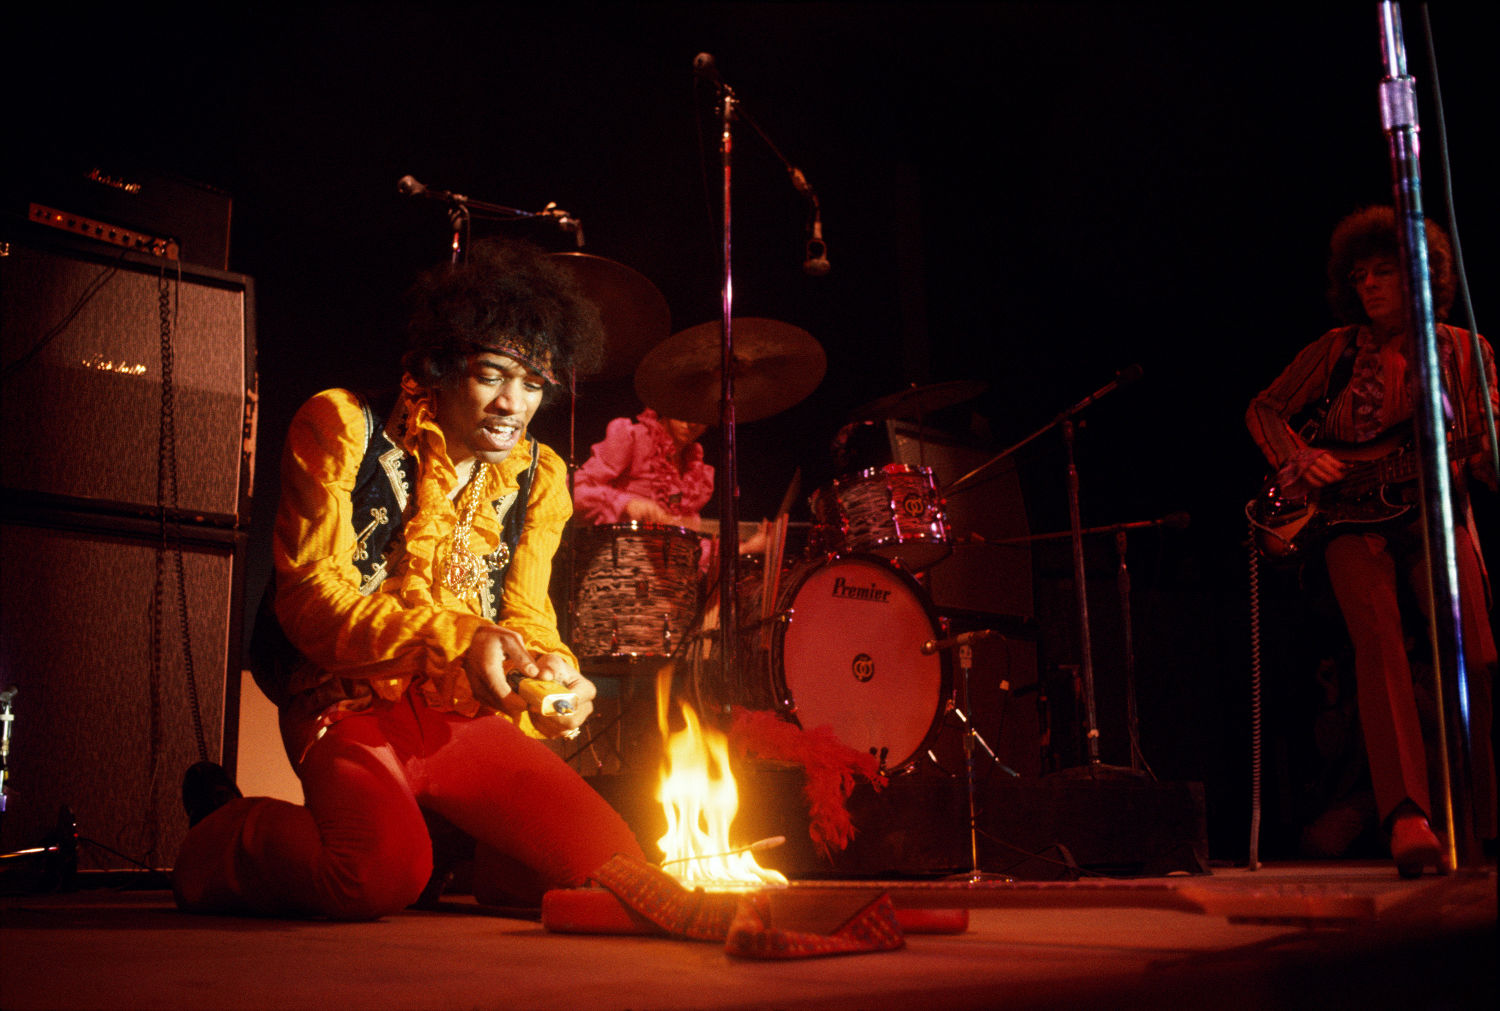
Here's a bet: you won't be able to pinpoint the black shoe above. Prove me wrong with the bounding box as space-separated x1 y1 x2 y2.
182 761 242 827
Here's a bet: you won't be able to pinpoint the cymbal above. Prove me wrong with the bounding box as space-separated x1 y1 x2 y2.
635 317 826 425
850 379 987 421
549 252 671 381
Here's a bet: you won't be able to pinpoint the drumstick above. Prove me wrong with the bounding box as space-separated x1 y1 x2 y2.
775 467 802 521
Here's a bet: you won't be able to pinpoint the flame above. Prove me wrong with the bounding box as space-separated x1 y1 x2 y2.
655 668 788 890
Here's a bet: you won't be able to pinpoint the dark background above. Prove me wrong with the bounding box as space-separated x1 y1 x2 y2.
6 2 1497 862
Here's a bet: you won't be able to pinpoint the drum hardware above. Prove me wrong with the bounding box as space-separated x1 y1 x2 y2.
922 629 1011 882
981 511 1186 777
848 380 988 425
846 381 988 482
942 364 1144 776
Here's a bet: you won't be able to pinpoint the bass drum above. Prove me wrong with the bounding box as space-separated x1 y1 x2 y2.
772 554 948 773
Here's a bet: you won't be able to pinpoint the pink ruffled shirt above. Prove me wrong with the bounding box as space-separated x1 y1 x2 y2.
572 410 715 524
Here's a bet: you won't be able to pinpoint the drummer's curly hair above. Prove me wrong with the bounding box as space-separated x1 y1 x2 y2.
402 238 605 399
1325 206 1455 325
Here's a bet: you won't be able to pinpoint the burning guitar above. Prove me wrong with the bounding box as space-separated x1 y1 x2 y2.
1246 428 1486 559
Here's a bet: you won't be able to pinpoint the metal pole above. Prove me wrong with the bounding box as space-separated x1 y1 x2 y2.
716 89 741 716
1377 1 1476 871
1062 419 1100 765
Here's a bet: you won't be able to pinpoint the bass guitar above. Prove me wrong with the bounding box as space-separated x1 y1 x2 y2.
1246 428 1485 560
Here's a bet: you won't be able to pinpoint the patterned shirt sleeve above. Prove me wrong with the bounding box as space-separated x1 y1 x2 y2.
273 389 488 688
499 442 578 667
1246 328 1344 471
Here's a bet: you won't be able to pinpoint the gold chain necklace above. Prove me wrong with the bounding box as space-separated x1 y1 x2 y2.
441 463 494 596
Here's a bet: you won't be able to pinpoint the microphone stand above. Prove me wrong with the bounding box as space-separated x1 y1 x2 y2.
1378 3 1476 871
694 57 821 717
981 511 1183 779
707 80 742 718
924 630 1006 881
397 174 585 263
944 368 1142 773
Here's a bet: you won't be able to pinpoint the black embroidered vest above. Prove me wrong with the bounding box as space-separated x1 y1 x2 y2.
248 391 540 707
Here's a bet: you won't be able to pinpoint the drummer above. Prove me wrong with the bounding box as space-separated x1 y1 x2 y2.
572 406 768 555
572 408 714 529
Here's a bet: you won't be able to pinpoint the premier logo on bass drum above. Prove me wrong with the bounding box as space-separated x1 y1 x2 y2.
830 576 892 603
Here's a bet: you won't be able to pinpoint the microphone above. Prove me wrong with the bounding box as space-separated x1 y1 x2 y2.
693 52 726 90
789 167 829 277
921 629 999 655
397 174 467 203
803 214 830 276
1161 510 1191 529
542 202 586 248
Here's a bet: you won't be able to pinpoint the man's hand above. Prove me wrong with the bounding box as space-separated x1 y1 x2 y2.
623 496 676 526
462 625 538 716
1299 450 1348 489
461 626 596 738
528 654 597 738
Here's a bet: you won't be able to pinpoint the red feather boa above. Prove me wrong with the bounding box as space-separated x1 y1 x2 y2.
728 707 885 858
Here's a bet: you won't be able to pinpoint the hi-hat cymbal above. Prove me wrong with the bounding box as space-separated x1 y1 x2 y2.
851 379 987 421
549 252 671 381
635 318 826 425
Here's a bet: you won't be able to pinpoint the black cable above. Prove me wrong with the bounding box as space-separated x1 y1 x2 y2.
0 245 132 384
1419 5 1499 481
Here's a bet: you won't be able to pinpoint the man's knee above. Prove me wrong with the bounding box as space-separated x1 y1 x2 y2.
319 839 433 920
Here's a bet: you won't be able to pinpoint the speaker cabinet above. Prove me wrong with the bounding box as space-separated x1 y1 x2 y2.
0 522 244 871
0 233 255 521
0 231 255 871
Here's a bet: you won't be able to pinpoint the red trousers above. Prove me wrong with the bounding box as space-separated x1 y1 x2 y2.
1324 523 1496 838
173 691 643 919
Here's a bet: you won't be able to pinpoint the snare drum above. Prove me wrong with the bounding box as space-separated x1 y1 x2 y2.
810 464 951 571
772 554 948 773
570 523 703 661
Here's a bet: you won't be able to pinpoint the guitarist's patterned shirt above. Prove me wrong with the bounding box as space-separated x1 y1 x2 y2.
1247 322 1498 494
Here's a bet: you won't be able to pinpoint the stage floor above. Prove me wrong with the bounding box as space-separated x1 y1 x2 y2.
1 861 1493 1010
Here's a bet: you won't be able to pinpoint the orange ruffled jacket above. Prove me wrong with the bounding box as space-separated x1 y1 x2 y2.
273 382 576 744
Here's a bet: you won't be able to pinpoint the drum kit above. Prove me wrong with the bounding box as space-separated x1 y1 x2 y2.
550 250 992 780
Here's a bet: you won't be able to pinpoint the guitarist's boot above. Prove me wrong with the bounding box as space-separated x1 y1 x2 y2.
1389 806 1442 879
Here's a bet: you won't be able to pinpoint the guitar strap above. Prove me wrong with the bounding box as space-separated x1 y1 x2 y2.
1292 326 1360 442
